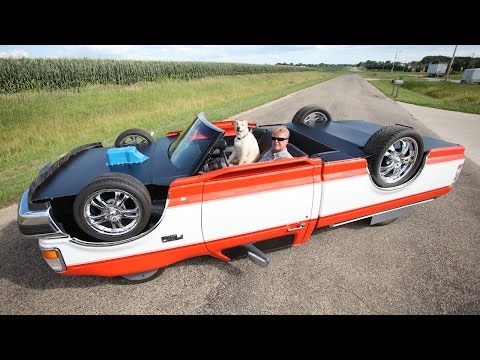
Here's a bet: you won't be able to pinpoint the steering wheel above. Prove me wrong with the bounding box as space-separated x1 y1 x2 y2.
215 139 230 167
201 139 230 173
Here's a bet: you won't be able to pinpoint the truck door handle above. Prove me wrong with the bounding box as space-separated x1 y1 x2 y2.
287 222 306 231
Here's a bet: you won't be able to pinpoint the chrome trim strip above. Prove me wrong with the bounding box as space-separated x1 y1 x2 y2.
17 190 65 237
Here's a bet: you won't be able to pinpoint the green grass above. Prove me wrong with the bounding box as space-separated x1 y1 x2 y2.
358 70 414 80
0 71 340 207
357 70 479 115
358 69 464 81
444 72 463 80
369 80 480 115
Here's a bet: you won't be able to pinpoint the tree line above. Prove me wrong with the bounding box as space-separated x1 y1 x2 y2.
277 56 480 72
358 56 480 72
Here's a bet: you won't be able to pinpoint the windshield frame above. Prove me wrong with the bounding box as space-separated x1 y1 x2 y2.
168 113 225 175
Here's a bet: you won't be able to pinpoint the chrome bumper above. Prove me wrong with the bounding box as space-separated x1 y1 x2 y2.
17 190 65 237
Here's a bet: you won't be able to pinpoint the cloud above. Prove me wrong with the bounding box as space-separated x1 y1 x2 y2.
2 45 479 65
81 45 139 53
0 49 28 58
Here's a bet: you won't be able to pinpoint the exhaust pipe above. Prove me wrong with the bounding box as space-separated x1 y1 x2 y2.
241 243 269 267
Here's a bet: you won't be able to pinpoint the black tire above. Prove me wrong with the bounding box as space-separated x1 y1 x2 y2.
292 105 332 127
364 125 424 188
115 128 154 147
73 173 151 242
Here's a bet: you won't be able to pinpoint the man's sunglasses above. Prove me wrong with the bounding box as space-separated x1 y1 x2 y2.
272 137 288 142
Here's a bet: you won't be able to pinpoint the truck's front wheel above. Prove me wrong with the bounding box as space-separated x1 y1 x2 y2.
364 125 424 188
73 173 151 242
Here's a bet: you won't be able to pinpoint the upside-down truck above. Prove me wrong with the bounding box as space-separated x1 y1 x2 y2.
18 106 465 282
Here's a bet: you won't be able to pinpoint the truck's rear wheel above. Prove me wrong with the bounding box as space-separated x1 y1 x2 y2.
292 105 332 127
115 128 154 147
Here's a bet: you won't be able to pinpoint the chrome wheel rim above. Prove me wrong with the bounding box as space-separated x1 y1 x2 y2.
83 189 141 236
380 137 418 184
303 112 329 126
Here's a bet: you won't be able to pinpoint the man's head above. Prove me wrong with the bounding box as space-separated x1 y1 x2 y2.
271 127 290 153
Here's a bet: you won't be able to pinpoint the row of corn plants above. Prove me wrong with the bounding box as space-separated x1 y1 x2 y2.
0 58 317 93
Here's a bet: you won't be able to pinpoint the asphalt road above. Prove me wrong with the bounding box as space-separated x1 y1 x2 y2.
1 74 479 315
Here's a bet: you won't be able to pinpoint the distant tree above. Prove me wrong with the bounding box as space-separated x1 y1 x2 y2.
421 56 451 64
461 57 480 69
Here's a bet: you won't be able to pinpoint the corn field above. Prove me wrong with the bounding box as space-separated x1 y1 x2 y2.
0 58 317 93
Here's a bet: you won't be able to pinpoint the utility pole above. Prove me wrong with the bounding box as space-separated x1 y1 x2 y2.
467 52 475 69
391 49 403 72
401 51 407 72
391 50 398 72
445 45 457 82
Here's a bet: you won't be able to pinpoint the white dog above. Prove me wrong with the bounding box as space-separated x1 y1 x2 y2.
228 120 260 165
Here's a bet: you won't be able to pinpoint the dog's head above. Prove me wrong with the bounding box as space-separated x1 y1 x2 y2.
234 120 249 137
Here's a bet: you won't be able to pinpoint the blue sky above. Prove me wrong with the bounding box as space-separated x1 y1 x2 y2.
1 45 479 65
